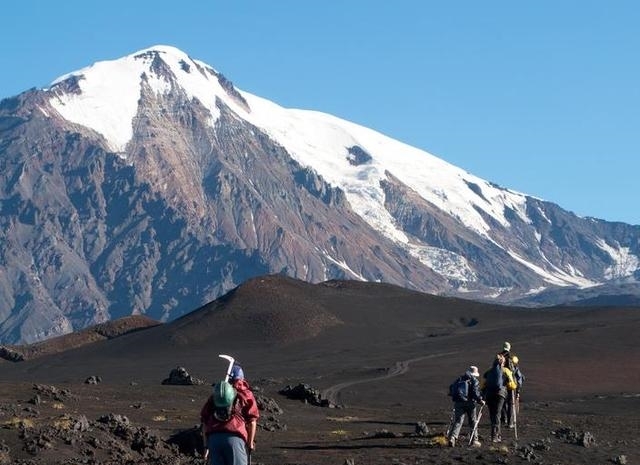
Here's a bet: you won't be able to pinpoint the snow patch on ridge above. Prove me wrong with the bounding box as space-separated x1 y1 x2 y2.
507 249 596 288
596 239 640 279
406 244 477 282
321 251 367 281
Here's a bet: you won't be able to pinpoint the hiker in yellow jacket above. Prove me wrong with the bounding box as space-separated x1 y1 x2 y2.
481 354 517 442
500 342 520 428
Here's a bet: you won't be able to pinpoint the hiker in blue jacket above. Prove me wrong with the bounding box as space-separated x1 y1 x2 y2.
447 365 484 447
482 354 509 442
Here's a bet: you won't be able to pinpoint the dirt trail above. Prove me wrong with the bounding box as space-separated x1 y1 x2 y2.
321 351 459 404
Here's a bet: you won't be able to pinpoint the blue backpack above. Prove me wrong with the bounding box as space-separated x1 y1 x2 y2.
448 376 469 402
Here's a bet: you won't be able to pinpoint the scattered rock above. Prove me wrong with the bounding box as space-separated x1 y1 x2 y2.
23 431 55 456
84 376 102 384
0 441 10 465
612 455 627 464
255 393 287 431
414 421 429 437
21 406 39 417
256 394 283 415
161 366 204 386
131 426 161 452
167 425 205 456
279 383 336 407
32 384 73 402
259 414 288 432
0 346 24 362
370 429 401 439
518 445 539 462
96 413 132 440
580 431 596 448
528 437 552 451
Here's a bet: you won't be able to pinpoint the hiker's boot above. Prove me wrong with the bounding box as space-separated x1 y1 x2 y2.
471 439 482 448
491 426 501 443
448 437 456 447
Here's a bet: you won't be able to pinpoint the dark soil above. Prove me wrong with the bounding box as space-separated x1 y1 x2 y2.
1 276 639 464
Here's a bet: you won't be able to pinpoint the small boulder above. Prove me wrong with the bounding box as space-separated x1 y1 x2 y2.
161 366 204 386
415 421 429 437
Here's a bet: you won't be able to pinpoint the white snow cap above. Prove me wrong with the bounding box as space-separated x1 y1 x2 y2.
45 45 635 288
49 45 237 152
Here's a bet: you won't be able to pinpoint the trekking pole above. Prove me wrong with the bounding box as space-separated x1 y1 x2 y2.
468 404 484 446
512 391 518 441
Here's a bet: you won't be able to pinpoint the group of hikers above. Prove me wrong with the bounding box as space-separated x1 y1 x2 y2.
447 341 525 447
198 343 525 464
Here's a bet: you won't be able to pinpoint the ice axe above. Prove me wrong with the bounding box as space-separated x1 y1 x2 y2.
218 354 235 382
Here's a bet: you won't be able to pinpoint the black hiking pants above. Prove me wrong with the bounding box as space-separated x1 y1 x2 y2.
501 390 516 427
486 390 506 441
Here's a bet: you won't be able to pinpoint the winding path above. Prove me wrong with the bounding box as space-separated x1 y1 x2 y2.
321 351 459 405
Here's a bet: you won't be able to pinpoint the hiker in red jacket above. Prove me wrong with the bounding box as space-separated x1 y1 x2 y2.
201 363 259 465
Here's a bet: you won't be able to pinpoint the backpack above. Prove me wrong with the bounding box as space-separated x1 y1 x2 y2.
448 376 469 402
212 380 238 422
484 365 505 392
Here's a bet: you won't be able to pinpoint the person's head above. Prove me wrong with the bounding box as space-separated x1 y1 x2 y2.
495 354 505 366
512 355 519 366
466 365 480 378
502 341 511 352
229 363 244 382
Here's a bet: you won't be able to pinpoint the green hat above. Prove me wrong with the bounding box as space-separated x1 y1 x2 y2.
213 380 237 408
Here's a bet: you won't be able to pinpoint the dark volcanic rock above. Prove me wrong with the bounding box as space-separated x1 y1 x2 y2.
279 383 336 408
553 427 597 447
32 384 73 402
0 346 24 362
167 425 205 456
161 366 204 386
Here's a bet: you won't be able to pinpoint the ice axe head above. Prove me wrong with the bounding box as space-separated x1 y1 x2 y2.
218 354 235 382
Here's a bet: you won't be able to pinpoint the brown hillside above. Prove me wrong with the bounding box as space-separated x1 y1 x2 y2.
0 315 160 362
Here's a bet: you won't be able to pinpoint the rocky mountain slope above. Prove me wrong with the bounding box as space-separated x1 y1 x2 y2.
1 45 639 343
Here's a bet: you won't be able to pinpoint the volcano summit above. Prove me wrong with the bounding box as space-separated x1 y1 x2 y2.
0 45 639 343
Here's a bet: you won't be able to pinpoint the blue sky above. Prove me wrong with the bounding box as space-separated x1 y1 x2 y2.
2 1 639 225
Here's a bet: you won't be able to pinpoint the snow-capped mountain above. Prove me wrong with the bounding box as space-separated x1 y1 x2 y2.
1 45 639 344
